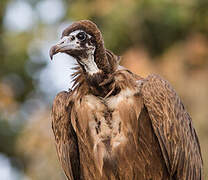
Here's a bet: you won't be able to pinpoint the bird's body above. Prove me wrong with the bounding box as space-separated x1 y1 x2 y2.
50 20 203 180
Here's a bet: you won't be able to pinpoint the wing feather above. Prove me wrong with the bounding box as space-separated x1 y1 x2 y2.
51 91 80 180
141 74 202 179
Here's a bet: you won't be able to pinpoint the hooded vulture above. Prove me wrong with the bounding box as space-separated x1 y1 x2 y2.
49 20 203 180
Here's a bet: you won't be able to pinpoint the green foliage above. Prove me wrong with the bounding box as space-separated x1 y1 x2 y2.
66 0 208 56
0 118 20 156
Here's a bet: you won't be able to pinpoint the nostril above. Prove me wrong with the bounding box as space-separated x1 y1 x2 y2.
70 36 75 41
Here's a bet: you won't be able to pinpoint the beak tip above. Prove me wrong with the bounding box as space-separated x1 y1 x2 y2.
49 53 53 60
49 46 56 61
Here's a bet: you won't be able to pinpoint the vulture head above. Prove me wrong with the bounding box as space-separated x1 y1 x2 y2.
50 20 119 82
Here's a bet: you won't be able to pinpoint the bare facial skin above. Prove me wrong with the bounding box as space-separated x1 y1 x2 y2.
50 30 100 75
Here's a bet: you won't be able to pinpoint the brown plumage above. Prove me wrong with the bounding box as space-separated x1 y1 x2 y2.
50 20 203 180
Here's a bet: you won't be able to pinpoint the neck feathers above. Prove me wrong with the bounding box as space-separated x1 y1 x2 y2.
71 49 120 97
81 52 101 75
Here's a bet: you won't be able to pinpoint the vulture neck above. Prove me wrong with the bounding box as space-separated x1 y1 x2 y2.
80 53 101 75
72 49 120 98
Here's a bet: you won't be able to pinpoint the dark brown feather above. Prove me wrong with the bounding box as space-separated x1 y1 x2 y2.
51 20 203 180
141 74 203 179
52 91 80 180
52 71 203 180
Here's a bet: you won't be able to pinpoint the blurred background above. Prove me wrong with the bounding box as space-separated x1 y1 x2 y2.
0 0 208 179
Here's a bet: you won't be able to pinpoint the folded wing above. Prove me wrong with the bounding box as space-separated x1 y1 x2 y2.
141 74 203 179
51 91 80 180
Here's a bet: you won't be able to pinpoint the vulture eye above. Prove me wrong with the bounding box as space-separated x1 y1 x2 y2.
76 32 86 41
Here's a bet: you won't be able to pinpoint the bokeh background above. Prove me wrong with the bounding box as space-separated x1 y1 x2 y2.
0 0 208 179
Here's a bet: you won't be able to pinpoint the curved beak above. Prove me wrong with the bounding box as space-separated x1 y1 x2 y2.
49 45 60 60
49 36 74 60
